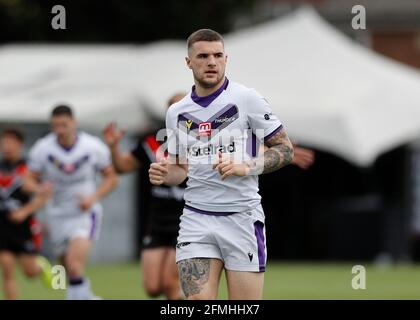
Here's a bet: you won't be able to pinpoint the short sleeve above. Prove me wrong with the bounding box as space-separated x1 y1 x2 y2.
246 89 283 142
94 138 112 171
28 140 45 173
166 108 180 157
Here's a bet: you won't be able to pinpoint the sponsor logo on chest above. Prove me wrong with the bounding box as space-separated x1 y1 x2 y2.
198 122 212 136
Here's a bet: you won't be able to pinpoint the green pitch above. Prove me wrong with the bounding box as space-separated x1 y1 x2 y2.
1 262 420 300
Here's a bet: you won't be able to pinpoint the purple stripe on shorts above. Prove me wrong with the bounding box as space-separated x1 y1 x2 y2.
264 124 283 142
254 221 266 272
89 212 97 240
184 204 235 216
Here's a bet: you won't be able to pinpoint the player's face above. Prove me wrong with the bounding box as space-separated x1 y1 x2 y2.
51 115 77 139
186 41 227 89
0 135 22 161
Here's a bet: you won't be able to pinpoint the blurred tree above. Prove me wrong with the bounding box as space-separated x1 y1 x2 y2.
0 0 258 43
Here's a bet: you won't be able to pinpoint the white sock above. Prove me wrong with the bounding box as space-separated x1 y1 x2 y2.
66 277 94 300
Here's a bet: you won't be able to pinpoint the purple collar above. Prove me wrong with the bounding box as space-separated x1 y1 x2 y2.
57 134 78 152
191 77 229 108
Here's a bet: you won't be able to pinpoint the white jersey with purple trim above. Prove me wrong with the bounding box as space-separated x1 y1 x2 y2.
166 78 283 214
28 132 111 217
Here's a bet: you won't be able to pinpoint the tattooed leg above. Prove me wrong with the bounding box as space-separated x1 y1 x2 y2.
177 258 223 300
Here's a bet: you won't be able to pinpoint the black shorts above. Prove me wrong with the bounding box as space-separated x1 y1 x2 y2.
0 230 38 255
141 207 180 250
141 230 178 250
0 216 39 255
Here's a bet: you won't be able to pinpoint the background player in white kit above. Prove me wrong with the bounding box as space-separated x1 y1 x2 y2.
149 29 294 299
25 105 118 300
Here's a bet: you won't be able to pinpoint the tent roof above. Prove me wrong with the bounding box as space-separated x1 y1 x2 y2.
1 7 420 166
226 7 420 165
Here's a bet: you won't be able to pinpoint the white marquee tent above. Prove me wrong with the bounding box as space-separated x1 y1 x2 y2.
1 7 420 166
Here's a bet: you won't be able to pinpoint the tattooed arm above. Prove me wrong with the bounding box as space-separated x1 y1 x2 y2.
260 128 294 174
214 128 294 179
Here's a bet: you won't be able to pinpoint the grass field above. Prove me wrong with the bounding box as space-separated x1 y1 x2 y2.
1 262 420 300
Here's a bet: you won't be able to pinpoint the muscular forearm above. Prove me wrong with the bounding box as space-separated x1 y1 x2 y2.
164 164 188 186
14 193 48 220
247 129 294 175
17 200 39 218
92 172 118 202
262 142 294 174
110 146 138 174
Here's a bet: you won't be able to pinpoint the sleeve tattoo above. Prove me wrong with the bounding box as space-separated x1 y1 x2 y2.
177 258 210 298
262 129 294 174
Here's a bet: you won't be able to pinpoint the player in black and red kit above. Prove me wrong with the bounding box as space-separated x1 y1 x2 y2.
103 93 186 300
0 128 52 299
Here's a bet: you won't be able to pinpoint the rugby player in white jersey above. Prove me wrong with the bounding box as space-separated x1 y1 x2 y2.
149 29 294 300
25 105 118 300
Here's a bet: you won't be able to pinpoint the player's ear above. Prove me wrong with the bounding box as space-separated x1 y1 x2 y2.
185 56 192 69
